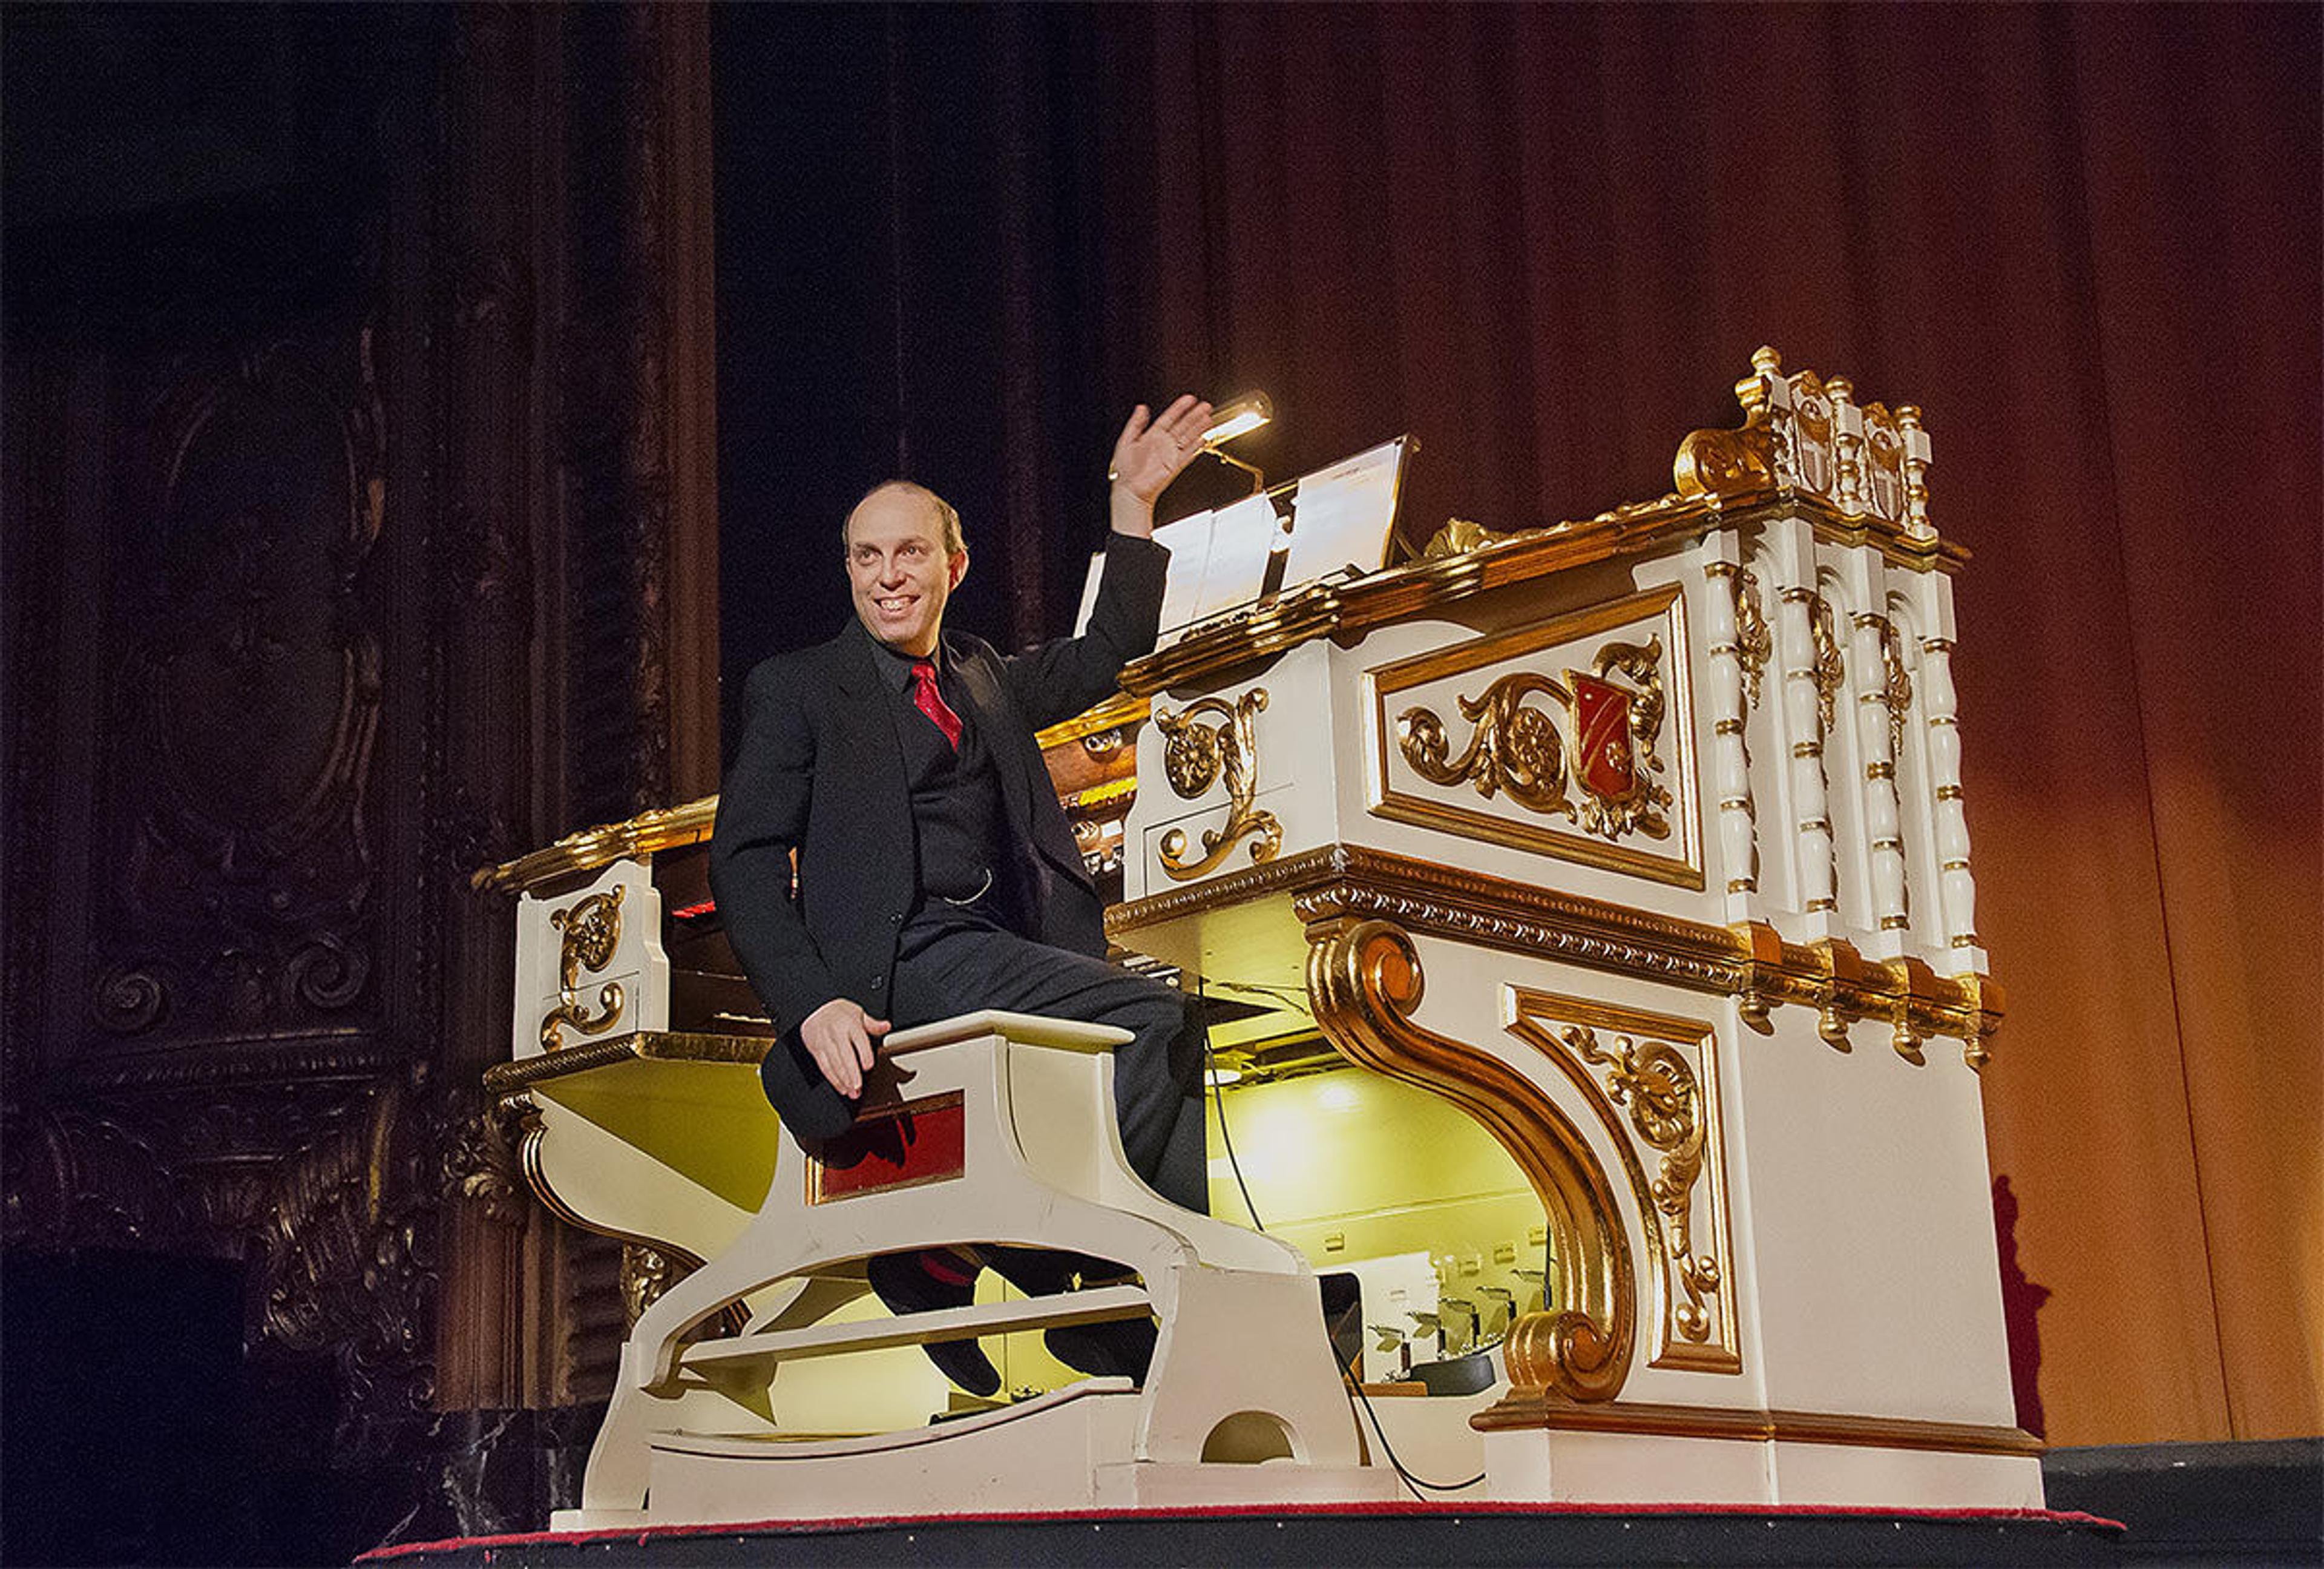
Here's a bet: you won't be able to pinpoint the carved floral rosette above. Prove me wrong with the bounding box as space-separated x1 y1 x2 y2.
1370 583 1701 889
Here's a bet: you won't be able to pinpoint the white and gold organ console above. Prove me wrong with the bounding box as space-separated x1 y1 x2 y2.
479 349 2039 1524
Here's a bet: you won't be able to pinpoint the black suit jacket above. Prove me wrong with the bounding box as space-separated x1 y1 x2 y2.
708 532 1169 1138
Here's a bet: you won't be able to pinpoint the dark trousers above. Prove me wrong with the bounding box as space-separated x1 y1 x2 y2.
888 904 1210 1218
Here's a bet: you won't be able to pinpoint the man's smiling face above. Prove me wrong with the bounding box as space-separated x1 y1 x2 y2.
844 484 968 658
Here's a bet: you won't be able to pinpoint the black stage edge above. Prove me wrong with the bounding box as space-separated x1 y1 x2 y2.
2042 1438 2323 1567
360 1502 2124 1568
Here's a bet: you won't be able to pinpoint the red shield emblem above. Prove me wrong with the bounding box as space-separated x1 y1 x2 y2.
1566 673 1638 803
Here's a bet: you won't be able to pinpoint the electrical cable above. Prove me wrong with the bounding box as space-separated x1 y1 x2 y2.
1199 974 1265 1231
1198 973 1486 1499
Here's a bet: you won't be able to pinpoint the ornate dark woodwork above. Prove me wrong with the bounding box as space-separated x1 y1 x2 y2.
1 2 722 1543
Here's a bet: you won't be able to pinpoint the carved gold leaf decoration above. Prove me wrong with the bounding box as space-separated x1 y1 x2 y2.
539 885 628 1051
1808 594 1846 735
1154 690 1282 881
1420 516 1524 560
1398 671 1575 819
1571 636 1672 841
1558 1025 1721 1345
1399 636 1674 845
1735 569 1771 712
1877 616 1914 758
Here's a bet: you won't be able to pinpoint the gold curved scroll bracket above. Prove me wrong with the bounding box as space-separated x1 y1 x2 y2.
1671 346 1784 501
1305 918 1636 1405
540 884 628 1051
1154 689 1283 881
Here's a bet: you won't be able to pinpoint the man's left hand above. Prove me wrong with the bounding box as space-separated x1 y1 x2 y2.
1108 395 1213 536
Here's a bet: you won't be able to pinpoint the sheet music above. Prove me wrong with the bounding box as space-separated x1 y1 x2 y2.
1283 438 1405 590
1073 436 1408 640
1072 508 1221 642
1192 492 1281 623
1154 509 1216 637
1072 551 1105 636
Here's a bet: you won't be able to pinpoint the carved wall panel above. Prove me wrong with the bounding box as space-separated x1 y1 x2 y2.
89 338 386 1056
1368 583 1703 890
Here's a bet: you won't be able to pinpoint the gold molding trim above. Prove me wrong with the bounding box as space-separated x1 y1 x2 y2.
1034 689 1151 751
1105 843 2005 1064
1368 585 1702 890
1507 992 1740 1374
1470 1394 2043 1457
474 796 720 895
485 1028 769 1098
1153 688 1283 881
1307 919 1635 1403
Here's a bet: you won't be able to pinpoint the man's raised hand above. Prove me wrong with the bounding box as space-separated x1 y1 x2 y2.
799 995 889 1099
1108 395 1214 533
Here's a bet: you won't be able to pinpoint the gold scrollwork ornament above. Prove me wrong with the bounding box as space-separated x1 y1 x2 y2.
1399 634 1673 844
1570 637 1672 841
539 885 628 1051
1808 594 1846 735
1560 1024 1722 1343
1155 690 1282 881
1735 568 1772 712
1399 671 1577 818
1877 617 1914 758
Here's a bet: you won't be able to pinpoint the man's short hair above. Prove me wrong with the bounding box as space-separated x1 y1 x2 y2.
844 479 964 556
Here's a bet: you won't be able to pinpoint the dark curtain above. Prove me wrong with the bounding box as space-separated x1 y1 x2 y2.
714 2 2320 1446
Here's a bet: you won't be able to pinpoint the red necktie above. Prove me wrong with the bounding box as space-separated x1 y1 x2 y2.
910 659 963 752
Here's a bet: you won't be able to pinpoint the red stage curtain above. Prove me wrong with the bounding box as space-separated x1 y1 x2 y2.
1061 2 2319 1446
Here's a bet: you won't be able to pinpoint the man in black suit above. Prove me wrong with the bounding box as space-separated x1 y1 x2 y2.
708 396 1214 1395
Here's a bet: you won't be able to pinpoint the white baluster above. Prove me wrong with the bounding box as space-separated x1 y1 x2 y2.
1702 557 1759 915
1828 377 1866 515
1897 404 1934 541
1919 636 1984 970
1779 586 1837 920
1852 612 1910 953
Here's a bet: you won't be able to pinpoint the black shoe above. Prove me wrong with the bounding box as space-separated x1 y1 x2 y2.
1045 1316 1158 1384
865 1250 1001 1397
984 1246 1134 1296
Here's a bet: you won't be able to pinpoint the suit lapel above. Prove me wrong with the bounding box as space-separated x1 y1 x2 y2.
836 620 911 792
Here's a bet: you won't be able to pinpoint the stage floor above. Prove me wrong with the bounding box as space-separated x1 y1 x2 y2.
359 1501 2125 1567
